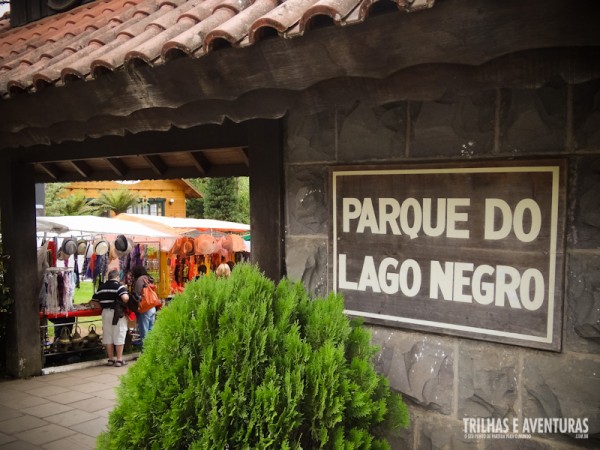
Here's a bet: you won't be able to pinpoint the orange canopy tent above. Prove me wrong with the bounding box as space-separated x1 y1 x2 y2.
116 214 250 295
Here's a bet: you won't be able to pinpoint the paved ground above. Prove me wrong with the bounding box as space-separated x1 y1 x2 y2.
0 355 137 450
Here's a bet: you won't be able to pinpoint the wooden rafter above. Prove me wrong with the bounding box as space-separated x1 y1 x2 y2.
37 162 61 180
106 157 128 178
143 155 166 176
70 160 91 178
189 151 210 176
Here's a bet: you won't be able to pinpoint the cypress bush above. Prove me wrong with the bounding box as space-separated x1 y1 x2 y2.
97 264 409 449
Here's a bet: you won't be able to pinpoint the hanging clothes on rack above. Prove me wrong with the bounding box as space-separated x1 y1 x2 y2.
47 240 57 268
92 254 108 292
39 268 76 313
74 257 80 288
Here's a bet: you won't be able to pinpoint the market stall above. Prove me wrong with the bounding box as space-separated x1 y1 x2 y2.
117 214 250 293
36 215 179 364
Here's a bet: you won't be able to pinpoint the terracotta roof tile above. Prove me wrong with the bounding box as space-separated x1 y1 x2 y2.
165 7 237 58
248 0 320 41
159 0 229 59
300 0 363 28
0 0 434 99
204 0 277 50
88 3 184 75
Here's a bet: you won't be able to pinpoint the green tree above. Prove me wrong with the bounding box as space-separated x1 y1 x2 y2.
45 185 98 216
98 264 409 449
62 191 98 216
186 177 249 223
203 177 235 221
203 177 249 223
235 177 250 224
185 178 207 219
44 183 68 216
93 188 144 216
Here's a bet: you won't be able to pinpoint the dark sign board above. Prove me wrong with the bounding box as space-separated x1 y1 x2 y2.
330 160 566 351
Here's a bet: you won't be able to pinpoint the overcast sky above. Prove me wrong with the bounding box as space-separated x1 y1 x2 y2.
0 4 9 15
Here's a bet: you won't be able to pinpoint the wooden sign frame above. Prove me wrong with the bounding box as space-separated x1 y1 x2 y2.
329 160 566 351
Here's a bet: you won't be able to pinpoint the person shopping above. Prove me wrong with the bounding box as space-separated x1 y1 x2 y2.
91 269 129 367
131 265 156 343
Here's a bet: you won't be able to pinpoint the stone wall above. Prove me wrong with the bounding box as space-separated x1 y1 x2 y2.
283 81 600 449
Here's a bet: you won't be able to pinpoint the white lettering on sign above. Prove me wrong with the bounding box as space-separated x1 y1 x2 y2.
484 199 542 242
332 164 563 349
342 197 471 239
338 255 546 311
340 254 422 296
428 261 545 310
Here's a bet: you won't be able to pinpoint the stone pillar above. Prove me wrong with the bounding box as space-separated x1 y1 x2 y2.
248 119 285 281
0 158 42 378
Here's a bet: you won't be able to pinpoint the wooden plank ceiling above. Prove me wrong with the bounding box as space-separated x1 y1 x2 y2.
33 147 250 183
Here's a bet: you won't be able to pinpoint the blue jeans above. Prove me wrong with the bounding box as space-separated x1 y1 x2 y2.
136 307 156 341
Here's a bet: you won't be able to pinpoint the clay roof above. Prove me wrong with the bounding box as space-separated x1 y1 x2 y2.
0 0 433 100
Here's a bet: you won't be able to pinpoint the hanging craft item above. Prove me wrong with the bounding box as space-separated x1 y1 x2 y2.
86 324 100 347
168 238 184 258
194 235 217 255
57 327 72 352
114 234 133 258
223 234 246 252
60 237 78 256
85 242 94 258
94 238 110 256
76 239 88 256
213 237 227 258
71 326 84 350
182 239 195 257
39 268 76 313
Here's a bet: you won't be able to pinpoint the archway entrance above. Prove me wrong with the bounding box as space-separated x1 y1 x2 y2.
0 119 284 377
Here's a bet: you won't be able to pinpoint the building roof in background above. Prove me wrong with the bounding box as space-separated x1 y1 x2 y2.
67 179 204 198
179 179 203 199
0 0 433 99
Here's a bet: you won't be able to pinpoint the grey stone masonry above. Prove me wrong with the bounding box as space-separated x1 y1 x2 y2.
283 87 600 449
523 352 600 439
370 328 454 416
458 341 518 421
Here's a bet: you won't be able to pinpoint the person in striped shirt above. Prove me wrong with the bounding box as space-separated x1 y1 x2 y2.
91 270 130 367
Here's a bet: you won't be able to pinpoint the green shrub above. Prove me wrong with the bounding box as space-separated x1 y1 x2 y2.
98 264 409 449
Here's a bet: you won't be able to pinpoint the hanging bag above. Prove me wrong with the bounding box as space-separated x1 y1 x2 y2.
138 276 161 313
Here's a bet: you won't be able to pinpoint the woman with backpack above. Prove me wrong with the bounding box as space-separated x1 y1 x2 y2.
130 265 157 344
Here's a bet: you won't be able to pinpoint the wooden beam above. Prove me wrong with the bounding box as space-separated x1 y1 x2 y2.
106 157 128 178
239 148 250 167
70 160 91 178
33 164 250 183
16 121 248 163
143 155 167 176
37 162 61 180
189 151 209 175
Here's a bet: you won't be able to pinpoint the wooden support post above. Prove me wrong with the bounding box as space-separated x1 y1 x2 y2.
0 158 42 378
247 119 285 282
